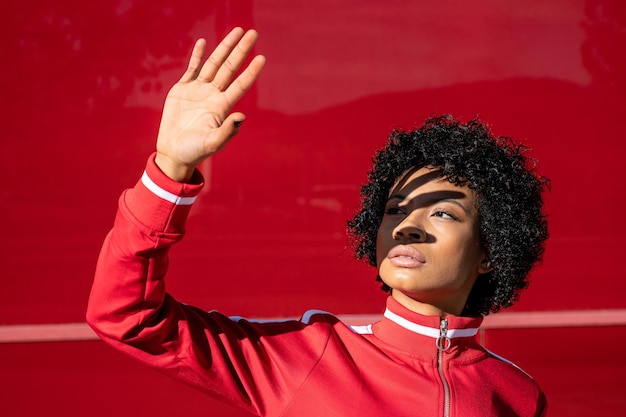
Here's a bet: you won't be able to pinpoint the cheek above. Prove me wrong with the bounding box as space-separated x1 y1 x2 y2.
455 233 485 269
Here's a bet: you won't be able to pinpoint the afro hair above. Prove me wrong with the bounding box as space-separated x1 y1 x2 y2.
347 115 549 316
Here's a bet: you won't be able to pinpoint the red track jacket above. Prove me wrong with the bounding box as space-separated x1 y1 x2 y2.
87 154 547 417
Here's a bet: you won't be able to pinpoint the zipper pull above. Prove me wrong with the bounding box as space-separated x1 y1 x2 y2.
436 318 451 351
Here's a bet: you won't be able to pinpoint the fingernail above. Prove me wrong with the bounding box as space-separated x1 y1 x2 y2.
233 120 244 128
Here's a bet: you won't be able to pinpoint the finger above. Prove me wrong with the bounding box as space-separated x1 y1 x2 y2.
179 39 207 83
211 29 260 91
196 27 245 83
222 54 266 108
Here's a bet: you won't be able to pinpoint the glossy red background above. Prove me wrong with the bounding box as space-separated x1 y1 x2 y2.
1 0 625 416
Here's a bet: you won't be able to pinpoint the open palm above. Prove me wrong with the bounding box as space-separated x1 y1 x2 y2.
155 28 266 181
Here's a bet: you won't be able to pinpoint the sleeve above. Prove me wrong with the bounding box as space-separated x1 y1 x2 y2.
536 389 548 417
86 153 332 416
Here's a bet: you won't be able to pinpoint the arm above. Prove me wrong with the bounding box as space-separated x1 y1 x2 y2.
85 29 291 412
87 29 337 417
87 159 331 414
87 27 265 338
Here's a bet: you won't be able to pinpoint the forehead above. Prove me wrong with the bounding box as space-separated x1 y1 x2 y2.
392 167 460 192
389 167 477 205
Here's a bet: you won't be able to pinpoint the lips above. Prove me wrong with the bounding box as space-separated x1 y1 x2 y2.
387 245 426 268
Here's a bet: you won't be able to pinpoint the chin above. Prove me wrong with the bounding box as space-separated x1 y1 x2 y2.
379 268 420 287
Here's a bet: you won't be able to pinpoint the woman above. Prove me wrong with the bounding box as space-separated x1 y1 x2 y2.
87 28 548 417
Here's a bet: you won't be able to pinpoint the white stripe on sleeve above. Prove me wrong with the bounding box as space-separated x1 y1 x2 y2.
141 171 197 205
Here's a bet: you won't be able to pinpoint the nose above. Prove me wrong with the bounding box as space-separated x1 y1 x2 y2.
392 215 426 242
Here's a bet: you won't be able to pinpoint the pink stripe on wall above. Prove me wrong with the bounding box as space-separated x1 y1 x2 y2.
1 309 625 343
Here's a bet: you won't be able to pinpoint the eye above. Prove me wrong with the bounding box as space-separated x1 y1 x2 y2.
384 206 406 215
432 210 458 220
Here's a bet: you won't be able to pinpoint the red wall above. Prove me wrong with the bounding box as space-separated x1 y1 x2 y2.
1 1 625 416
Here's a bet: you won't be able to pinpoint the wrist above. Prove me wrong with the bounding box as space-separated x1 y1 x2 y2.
154 153 196 183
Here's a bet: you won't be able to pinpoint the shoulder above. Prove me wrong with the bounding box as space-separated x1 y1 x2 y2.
226 309 371 345
228 309 358 333
482 347 537 380
476 348 548 416
480 347 546 403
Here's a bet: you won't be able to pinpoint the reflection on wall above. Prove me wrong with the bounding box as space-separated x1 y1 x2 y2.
582 0 626 95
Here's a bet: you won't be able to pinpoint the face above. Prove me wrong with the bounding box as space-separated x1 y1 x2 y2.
376 167 490 316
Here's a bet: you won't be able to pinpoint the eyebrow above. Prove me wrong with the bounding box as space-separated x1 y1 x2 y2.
387 192 471 213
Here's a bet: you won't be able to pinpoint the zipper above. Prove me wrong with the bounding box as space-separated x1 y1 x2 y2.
437 318 451 417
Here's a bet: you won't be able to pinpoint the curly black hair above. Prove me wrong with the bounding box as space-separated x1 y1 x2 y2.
347 115 549 316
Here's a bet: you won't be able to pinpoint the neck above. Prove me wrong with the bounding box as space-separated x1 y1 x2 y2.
391 290 466 317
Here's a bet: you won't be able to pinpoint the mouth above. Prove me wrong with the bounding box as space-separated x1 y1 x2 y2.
387 245 426 268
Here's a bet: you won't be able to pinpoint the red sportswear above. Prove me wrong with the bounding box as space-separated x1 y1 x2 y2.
87 154 547 417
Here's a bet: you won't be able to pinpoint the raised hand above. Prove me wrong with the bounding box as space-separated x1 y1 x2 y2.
155 28 266 182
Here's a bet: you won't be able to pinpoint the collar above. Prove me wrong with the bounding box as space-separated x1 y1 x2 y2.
371 297 484 357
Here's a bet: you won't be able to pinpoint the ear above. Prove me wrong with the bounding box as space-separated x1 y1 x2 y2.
477 258 493 274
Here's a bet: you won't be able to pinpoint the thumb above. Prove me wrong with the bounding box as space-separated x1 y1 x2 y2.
208 113 246 154
219 112 246 142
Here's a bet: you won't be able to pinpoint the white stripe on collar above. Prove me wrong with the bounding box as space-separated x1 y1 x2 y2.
141 171 197 205
384 308 479 339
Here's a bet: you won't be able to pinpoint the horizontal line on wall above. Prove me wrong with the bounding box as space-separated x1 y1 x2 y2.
1 309 625 344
